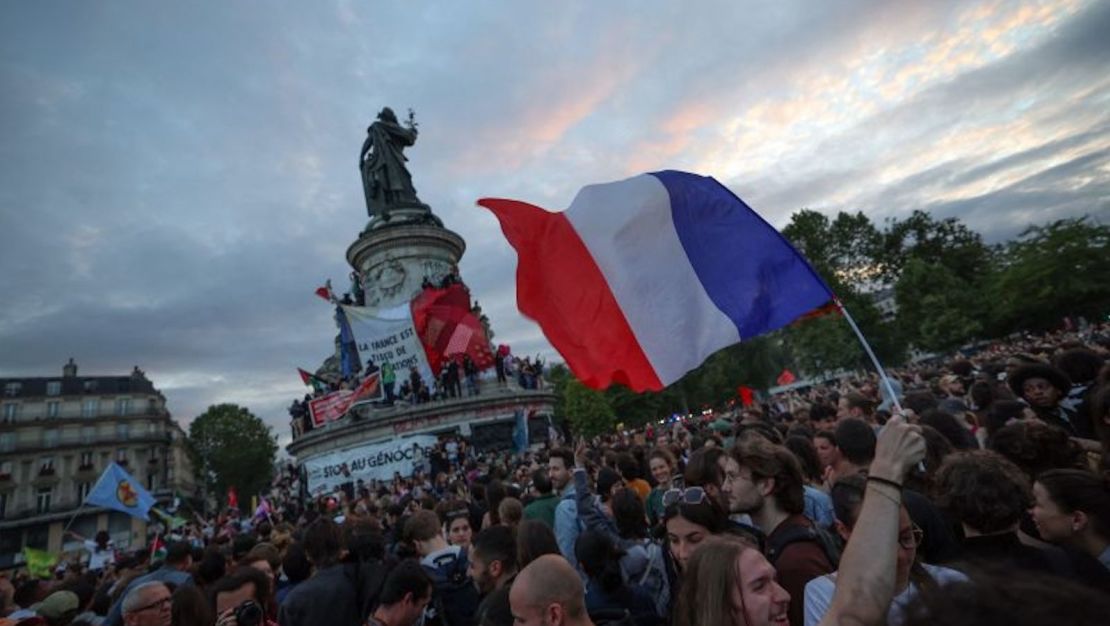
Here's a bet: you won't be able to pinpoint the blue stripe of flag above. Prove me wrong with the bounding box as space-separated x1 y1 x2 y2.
651 170 833 339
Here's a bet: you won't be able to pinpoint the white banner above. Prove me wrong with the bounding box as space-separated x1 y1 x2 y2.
342 303 434 388
303 434 438 494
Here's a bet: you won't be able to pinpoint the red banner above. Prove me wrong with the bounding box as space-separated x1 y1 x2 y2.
308 373 381 427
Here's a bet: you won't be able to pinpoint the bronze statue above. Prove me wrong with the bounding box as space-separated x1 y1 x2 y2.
359 107 429 224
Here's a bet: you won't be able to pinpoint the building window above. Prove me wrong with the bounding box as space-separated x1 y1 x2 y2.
116 448 128 466
116 422 130 439
81 425 95 444
46 401 60 418
3 382 20 397
2 403 18 422
83 380 98 392
36 487 53 514
46 381 61 396
76 481 92 503
82 399 99 418
0 433 13 452
43 429 59 448
79 451 94 469
40 456 55 474
0 460 12 479
116 398 131 416
147 472 156 491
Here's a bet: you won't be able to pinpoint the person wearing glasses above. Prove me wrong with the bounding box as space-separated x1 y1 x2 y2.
121 582 172 626
660 484 731 573
803 474 965 626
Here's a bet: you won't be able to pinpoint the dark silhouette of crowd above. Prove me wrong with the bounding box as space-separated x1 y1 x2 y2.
6 323 1110 626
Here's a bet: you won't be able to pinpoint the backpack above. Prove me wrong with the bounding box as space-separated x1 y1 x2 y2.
765 524 842 570
422 548 479 626
624 540 669 619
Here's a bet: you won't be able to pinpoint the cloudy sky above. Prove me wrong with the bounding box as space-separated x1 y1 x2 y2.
2 0 1108 445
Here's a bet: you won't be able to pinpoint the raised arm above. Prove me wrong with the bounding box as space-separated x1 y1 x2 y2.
818 415 925 626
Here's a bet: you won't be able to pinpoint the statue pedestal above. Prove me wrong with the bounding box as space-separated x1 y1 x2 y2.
347 223 466 309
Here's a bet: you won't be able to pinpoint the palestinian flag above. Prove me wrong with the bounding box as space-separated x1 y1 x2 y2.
297 368 329 393
149 535 166 563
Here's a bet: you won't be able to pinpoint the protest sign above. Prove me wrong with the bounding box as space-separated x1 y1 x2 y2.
303 434 438 494
342 303 435 386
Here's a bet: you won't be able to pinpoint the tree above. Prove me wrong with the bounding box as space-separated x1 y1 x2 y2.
894 258 984 352
987 218 1110 334
188 403 277 512
878 210 991 282
563 378 617 438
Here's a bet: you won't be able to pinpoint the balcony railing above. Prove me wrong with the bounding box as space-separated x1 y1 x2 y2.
0 432 171 454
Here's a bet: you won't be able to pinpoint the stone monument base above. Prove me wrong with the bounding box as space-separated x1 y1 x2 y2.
347 223 466 309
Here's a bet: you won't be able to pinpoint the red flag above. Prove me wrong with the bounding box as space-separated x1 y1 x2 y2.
776 369 796 386
314 279 334 302
412 284 494 375
227 486 238 510
738 385 754 407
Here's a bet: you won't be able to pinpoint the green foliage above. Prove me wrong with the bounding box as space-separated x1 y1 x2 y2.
987 218 1110 333
894 258 984 352
563 378 616 438
187 403 277 511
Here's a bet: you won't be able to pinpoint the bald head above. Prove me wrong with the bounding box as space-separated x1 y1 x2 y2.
510 554 589 626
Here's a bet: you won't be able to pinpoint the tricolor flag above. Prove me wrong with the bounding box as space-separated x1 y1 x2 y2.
478 171 834 391
149 534 166 562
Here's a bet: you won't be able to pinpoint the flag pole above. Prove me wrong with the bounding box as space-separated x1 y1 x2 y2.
835 299 903 413
61 503 87 535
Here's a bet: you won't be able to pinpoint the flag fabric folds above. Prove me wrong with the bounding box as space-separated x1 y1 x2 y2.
512 409 529 453
85 462 156 520
23 547 57 579
478 170 834 392
297 368 329 394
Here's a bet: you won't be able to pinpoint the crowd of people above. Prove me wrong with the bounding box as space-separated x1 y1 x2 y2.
4 323 1110 626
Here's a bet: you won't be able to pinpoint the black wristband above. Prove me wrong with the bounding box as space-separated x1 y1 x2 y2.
867 475 903 490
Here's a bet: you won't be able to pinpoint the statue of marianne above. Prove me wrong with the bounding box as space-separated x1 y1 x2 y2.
358 107 424 222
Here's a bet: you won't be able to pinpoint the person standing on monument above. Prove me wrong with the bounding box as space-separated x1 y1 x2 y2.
382 361 396 405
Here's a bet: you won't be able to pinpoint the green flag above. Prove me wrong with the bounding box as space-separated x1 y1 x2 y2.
23 547 56 579
152 507 187 529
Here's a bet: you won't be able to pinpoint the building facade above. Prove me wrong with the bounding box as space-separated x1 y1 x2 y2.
0 359 195 570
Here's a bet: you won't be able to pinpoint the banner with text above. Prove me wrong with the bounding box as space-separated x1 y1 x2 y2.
303 434 438 494
342 303 434 387
308 372 382 427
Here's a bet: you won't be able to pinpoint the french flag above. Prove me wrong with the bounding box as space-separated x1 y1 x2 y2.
478 170 833 392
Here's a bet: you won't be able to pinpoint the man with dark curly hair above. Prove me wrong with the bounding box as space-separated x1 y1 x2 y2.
932 451 1110 591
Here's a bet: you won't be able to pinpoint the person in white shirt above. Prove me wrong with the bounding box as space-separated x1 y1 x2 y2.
67 529 116 573
804 474 965 626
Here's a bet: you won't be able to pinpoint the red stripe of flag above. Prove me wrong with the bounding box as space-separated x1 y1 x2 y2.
477 198 660 391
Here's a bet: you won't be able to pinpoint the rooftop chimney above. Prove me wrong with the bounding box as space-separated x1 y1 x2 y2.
63 358 77 378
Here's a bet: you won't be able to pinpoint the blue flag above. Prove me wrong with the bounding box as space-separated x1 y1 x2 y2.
85 462 156 520
512 409 529 453
336 306 360 378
